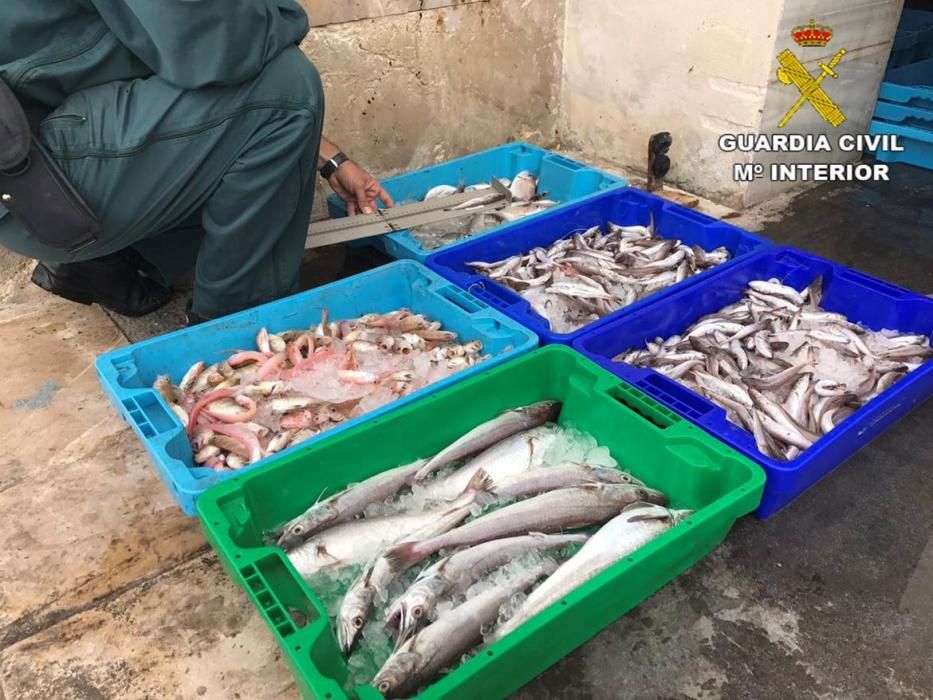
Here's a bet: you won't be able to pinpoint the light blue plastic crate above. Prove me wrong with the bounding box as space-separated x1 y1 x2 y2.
872 56 933 169
874 100 933 130
878 57 933 110
95 261 539 515
326 142 627 263
870 119 933 170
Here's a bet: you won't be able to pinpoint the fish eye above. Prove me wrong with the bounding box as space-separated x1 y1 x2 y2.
412 606 423 619
353 616 364 629
290 524 304 535
378 681 393 694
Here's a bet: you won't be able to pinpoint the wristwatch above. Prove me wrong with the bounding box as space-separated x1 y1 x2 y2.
320 152 349 179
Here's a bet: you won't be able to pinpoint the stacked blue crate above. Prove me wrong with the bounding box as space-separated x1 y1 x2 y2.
871 35 933 170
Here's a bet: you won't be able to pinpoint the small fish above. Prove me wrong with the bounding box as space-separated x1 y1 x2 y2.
468 223 731 334
508 170 538 201
179 361 205 393
620 279 930 461
424 184 459 200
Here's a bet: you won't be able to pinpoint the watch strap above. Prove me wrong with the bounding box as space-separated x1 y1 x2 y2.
320 152 349 179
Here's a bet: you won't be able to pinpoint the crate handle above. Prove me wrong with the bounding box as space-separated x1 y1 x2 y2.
543 153 584 172
639 372 719 424
466 279 521 310
607 383 678 430
838 268 910 299
438 284 486 313
241 554 330 639
121 391 177 439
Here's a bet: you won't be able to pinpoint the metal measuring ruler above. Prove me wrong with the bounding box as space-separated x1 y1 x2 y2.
305 185 512 249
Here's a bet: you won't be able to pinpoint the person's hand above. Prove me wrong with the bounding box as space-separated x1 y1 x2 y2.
327 160 394 216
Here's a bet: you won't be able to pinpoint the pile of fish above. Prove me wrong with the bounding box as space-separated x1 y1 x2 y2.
468 221 731 334
152 310 490 471
273 401 688 698
615 277 932 461
409 172 557 251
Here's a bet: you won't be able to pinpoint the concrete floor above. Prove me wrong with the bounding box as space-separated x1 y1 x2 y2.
1 165 931 699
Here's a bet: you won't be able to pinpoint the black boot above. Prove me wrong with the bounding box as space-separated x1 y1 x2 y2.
30 250 173 317
184 300 210 327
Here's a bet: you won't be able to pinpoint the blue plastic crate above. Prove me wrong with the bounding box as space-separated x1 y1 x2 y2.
870 120 933 170
889 9 933 69
424 188 772 346
572 247 933 519
874 100 933 130
326 142 626 263
95 261 539 515
879 57 933 109
873 56 933 169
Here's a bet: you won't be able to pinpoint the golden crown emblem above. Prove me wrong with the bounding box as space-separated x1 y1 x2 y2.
793 19 834 47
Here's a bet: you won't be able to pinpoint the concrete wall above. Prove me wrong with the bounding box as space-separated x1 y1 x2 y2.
299 0 565 183
560 0 784 207
559 0 904 207
301 0 485 27
747 0 904 202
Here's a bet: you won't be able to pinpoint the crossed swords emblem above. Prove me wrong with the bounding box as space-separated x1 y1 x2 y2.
776 48 847 128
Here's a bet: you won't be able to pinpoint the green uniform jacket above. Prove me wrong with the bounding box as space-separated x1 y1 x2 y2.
0 0 323 318
0 0 310 218
0 0 309 104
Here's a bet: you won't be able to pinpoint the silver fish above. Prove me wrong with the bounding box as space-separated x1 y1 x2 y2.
483 462 643 500
494 503 692 640
372 561 556 698
277 460 426 550
385 532 588 647
386 483 668 572
419 425 563 503
288 496 481 581
336 499 476 654
414 401 561 482
619 279 930 461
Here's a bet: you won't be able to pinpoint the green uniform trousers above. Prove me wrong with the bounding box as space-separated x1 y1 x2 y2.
0 47 323 319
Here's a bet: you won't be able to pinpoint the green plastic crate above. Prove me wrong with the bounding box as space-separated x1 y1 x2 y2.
198 346 765 699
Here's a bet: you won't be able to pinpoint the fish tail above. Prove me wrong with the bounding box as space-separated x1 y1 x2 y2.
385 541 427 574
462 468 496 503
